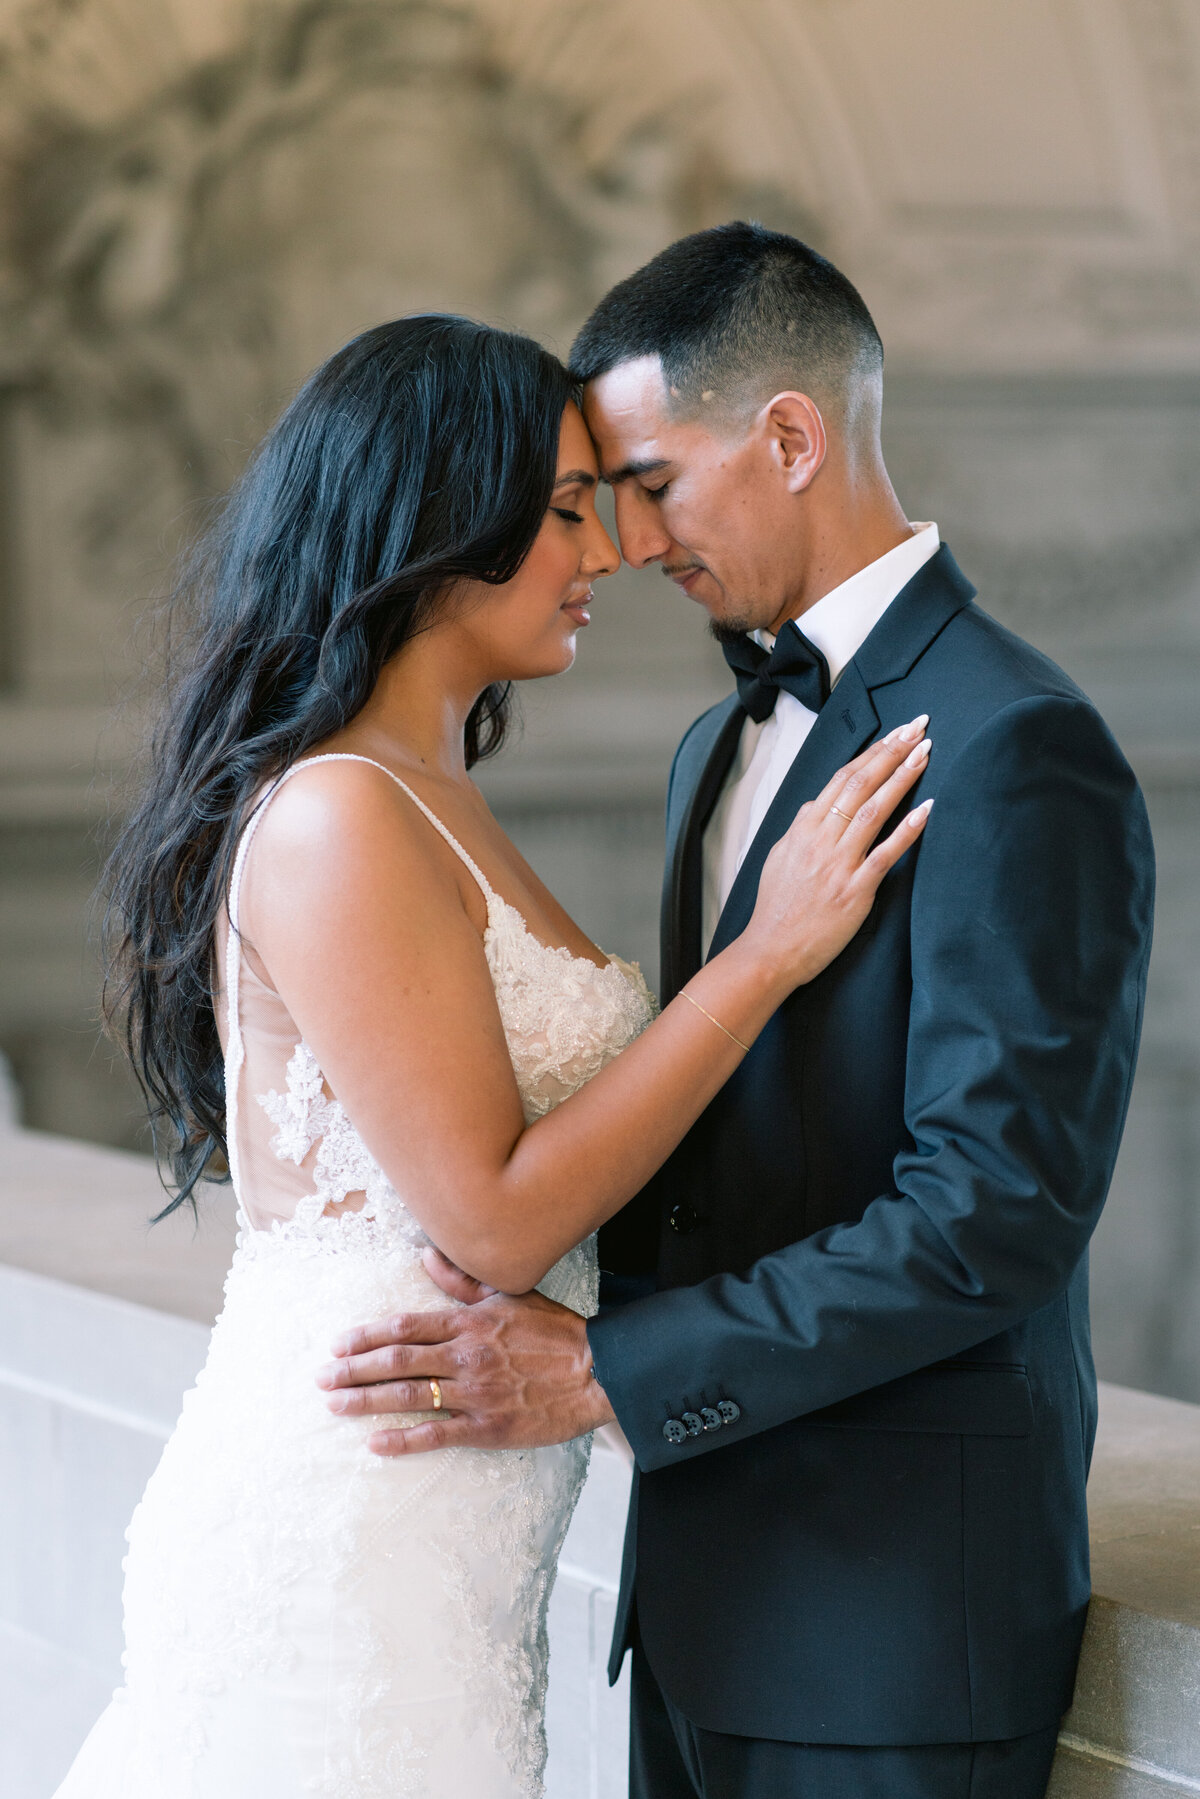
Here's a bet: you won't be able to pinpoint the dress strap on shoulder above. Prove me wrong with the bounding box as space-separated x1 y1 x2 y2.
341 756 498 907
228 752 495 935
222 752 495 1225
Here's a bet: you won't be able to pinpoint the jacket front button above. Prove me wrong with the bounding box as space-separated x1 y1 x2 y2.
662 1418 687 1445
717 1400 741 1425
681 1411 704 1436
700 1408 722 1432
668 1203 701 1235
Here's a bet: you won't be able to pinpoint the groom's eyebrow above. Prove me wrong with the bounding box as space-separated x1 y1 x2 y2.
553 469 597 489
602 457 671 487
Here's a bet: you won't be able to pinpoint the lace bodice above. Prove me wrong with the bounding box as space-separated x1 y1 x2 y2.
222 754 656 1308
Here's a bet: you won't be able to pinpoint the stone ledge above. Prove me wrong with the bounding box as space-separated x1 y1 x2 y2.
0 1123 236 1323
1052 1739 1200 1797
1048 1383 1200 1795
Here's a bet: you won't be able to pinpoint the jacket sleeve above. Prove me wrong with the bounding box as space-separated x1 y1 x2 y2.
588 694 1155 1472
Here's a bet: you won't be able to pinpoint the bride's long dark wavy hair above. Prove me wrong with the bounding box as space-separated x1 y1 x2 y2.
104 314 575 1217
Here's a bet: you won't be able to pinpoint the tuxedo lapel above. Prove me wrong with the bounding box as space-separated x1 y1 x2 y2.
660 696 744 1003
707 665 880 960
706 545 976 962
852 542 976 691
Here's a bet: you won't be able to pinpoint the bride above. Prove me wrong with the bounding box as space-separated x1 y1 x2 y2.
57 314 932 1798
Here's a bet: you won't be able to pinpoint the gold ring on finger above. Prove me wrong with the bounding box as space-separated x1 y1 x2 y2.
830 805 855 822
429 1377 443 1410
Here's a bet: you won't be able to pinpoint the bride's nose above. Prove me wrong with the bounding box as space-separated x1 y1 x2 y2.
583 520 620 580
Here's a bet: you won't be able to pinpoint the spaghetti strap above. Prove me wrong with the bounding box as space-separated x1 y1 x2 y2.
222 753 496 1225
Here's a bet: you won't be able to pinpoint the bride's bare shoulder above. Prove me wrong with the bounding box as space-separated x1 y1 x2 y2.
248 756 429 854
240 757 462 937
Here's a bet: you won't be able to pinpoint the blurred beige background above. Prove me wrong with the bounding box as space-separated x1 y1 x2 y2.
0 0 1198 1399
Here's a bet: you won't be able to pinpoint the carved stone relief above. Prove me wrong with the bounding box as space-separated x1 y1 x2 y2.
0 0 1197 701
0 0 808 699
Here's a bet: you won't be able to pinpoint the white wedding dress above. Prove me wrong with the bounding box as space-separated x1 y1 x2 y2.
55 754 655 1799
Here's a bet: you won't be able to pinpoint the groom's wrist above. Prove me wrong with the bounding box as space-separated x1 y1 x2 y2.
581 1372 617 1432
577 1323 616 1430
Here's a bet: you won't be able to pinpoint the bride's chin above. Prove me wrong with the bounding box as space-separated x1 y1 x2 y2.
525 638 580 679
492 645 577 687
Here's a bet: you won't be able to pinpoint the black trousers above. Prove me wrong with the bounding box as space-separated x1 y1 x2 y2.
630 1631 1061 1799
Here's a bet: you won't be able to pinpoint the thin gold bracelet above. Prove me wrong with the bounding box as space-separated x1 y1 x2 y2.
680 989 751 1055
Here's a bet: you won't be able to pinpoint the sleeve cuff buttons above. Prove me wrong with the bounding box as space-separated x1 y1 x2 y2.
662 1399 741 1444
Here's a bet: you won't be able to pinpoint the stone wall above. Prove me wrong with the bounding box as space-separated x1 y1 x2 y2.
0 0 1199 1397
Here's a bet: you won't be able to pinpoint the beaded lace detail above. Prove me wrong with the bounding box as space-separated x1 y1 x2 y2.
59 754 655 1799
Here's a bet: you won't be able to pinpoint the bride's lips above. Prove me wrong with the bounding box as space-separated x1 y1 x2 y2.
561 590 592 627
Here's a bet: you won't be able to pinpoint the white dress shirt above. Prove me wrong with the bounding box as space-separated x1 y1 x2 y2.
700 523 940 956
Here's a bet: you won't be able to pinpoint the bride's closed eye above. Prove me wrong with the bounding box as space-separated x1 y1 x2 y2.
551 506 585 524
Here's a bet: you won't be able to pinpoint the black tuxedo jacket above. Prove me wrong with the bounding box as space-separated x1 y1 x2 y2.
587 545 1154 1746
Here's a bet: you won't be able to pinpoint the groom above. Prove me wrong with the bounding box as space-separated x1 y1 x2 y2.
321 224 1154 1797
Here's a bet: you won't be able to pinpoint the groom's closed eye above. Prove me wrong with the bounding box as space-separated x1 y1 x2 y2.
600 456 671 488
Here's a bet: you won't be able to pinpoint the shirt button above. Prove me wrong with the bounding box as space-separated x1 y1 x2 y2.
717 1400 741 1425
668 1203 702 1235
681 1411 704 1437
700 1407 723 1432
662 1418 688 1445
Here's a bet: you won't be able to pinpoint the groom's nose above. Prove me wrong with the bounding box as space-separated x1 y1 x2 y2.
611 488 674 570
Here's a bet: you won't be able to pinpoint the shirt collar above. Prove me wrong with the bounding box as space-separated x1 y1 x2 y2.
754 522 940 685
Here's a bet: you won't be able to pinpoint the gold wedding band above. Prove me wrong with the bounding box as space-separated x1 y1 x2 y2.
429 1378 443 1411
830 805 855 822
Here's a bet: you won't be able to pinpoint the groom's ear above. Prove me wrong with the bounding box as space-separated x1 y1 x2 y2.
762 392 826 493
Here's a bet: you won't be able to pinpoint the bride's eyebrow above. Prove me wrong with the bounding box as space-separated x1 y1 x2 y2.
553 469 597 489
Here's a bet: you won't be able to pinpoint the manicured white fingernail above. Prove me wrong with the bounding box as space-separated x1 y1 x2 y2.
910 797 934 821
900 714 930 742
905 737 931 767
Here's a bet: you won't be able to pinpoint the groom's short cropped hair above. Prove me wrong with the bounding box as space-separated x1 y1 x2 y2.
569 220 883 432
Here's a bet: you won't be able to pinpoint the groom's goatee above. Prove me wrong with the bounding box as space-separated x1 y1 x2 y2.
709 617 754 646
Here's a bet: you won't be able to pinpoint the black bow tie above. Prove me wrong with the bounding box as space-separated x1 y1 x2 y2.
722 620 832 722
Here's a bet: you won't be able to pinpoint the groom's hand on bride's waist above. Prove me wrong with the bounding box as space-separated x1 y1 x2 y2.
315 1246 616 1455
